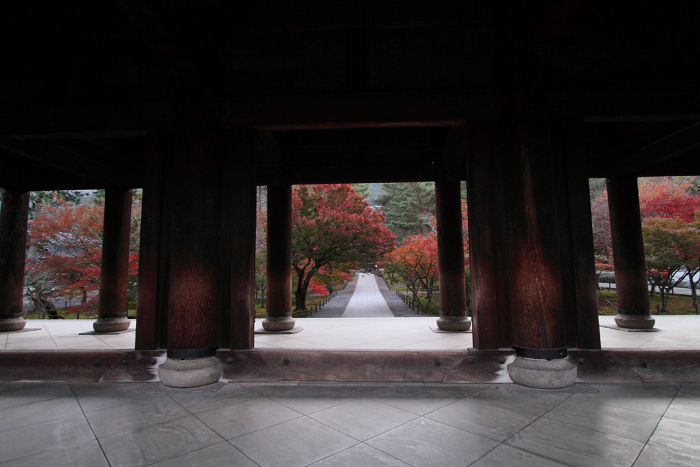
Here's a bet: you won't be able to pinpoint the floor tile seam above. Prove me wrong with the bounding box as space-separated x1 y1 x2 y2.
335 442 417 467
539 410 663 444
75 392 189 417
221 440 265 467
316 410 423 444
68 383 112 467
141 440 262 467
199 407 307 442
491 390 580 460
522 412 651 449
298 441 371 467
43 324 62 349
571 397 676 418
631 383 686 463
266 394 368 416
480 441 579 467
0 437 107 467
418 409 525 444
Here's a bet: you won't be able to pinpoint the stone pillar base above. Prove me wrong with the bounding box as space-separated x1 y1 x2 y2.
93 317 131 333
508 357 577 389
436 315 472 332
158 356 223 388
262 316 295 331
614 313 655 329
0 318 26 332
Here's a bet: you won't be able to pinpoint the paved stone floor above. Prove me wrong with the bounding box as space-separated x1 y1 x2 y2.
4 315 700 351
3 280 700 466
0 380 698 466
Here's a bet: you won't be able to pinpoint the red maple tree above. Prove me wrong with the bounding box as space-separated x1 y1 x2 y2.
291 184 396 311
385 234 439 312
25 195 140 316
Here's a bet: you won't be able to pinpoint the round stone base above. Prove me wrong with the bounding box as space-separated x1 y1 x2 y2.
262 316 295 332
93 317 131 333
614 313 655 329
508 357 577 389
0 318 26 332
158 356 223 388
436 315 472 332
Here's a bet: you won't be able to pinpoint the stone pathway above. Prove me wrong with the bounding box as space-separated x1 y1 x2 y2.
313 274 420 318
342 274 394 318
309 275 358 318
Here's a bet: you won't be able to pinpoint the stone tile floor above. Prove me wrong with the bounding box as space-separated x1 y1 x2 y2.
4 314 700 351
0 380 698 466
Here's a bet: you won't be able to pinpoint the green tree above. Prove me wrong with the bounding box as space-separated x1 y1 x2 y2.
643 216 700 313
375 182 436 240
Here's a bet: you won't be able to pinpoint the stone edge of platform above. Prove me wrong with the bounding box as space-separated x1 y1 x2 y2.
0 349 699 384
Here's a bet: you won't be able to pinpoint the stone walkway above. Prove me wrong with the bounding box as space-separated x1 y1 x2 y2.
342 274 394 318
313 274 420 318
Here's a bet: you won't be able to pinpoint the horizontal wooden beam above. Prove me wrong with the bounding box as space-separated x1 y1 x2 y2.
624 121 700 172
227 90 502 130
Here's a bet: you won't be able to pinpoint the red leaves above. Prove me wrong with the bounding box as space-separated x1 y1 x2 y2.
25 197 141 307
290 184 396 309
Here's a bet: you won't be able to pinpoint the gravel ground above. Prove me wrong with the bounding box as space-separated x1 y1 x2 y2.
376 276 423 317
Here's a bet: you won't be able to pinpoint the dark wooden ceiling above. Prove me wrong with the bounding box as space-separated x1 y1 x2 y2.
1 1 699 190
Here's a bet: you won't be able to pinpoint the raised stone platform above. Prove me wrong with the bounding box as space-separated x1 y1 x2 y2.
1 348 700 384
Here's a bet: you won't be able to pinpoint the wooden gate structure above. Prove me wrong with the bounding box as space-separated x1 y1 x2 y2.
1 3 700 386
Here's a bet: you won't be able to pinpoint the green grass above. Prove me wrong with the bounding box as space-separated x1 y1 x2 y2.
255 295 328 319
597 289 699 315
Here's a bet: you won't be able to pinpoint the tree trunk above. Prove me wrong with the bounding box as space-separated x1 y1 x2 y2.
425 276 434 312
660 286 669 313
294 267 315 311
259 283 266 308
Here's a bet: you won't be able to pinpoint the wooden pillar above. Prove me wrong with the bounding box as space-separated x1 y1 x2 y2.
263 184 295 331
93 188 132 332
0 190 30 332
135 134 168 350
561 126 601 349
606 177 654 329
435 180 470 331
220 131 257 349
502 121 576 388
467 124 511 349
157 131 223 387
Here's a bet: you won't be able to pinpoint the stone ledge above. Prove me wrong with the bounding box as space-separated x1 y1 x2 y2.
0 349 698 384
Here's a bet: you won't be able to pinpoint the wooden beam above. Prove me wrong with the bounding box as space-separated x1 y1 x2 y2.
624 121 700 171
226 90 501 130
0 141 116 184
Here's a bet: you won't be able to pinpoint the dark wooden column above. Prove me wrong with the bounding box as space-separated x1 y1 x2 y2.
501 121 577 388
263 184 295 331
157 131 224 387
135 134 168 350
0 190 30 332
560 126 601 349
220 131 257 349
467 124 511 349
435 180 470 331
606 177 654 329
166 132 222 355
503 122 568 356
93 188 133 332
